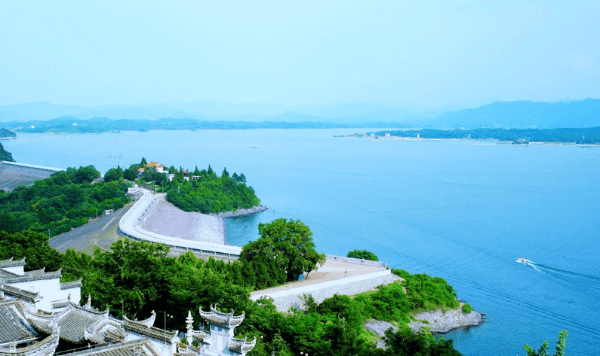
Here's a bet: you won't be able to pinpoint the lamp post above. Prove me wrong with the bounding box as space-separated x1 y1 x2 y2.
157 311 173 354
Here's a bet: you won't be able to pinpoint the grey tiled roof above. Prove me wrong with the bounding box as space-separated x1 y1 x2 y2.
57 303 109 344
0 270 19 279
199 304 245 327
228 337 256 354
0 299 38 344
0 331 60 356
26 302 109 344
190 330 211 343
0 257 26 268
60 280 83 290
59 338 160 356
2 269 62 284
0 285 41 303
123 316 178 343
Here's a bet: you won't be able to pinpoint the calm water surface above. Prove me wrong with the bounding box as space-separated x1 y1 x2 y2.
5 130 600 356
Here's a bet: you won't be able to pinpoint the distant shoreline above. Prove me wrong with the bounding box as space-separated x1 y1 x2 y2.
337 135 600 147
338 127 600 146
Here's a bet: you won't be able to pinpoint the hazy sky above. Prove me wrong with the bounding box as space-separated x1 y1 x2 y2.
0 0 598 110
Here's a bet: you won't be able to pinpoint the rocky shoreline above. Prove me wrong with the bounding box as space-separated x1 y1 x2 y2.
209 205 268 218
365 303 484 348
408 303 484 333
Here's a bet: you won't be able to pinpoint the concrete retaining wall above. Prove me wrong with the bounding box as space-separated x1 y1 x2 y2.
251 269 400 312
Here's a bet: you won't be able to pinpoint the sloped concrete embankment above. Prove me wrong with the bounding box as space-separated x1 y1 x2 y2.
251 269 400 312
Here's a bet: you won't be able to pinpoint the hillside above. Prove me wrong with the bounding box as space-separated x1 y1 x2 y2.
0 128 16 138
0 142 14 162
430 98 600 129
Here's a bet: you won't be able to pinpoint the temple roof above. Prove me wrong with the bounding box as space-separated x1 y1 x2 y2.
0 299 38 344
0 258 26 269
58 338 160 356
84 318 125 345
0 284 41 303
25 302 109 344
60 280 83 290
0 331 60 356
199 305 245 328
190 330 211 343
123 316 178 343
228 337 257 354
0 270 19 279
1 269 62 284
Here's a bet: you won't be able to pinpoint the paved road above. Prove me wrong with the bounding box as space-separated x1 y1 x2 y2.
49 203 133 252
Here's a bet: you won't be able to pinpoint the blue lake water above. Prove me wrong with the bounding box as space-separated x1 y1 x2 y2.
5 130 600 355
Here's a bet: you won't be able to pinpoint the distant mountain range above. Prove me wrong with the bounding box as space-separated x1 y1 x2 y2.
429 99 600 129
0 98 598 131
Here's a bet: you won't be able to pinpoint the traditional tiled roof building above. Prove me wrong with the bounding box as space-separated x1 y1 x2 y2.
0 258 255 356
180 305 256 356
0 257 81 312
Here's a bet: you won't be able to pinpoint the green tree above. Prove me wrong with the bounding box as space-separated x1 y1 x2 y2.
140 157 147 165
347 249 379 261
382 326 463 356
0 230 63 271
104 166 124 182
524 330 567 356
123 166 138 181
0 142 15 162
240 219 326 282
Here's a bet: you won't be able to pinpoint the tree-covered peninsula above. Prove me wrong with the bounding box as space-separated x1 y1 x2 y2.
166 166 260 213
0 128 16 139
0 141 14 161
111 158 261 214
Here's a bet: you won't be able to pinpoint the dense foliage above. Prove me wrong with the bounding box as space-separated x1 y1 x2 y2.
0 165 129 235
0 230 63 271
347 249 379 261
60 238 462 356
368 127 600 144
0 142 14 161
166 166 260 213
241 219 326 282
392 269 459 312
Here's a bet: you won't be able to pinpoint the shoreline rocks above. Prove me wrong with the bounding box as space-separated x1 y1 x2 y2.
408 303 484 334
209 205 268 218
365 303 484 348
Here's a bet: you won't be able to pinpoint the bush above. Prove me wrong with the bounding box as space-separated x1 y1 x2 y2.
462 303 473 314
347 249 378 261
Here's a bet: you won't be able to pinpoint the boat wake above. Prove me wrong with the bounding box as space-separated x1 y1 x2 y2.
517 257 600 284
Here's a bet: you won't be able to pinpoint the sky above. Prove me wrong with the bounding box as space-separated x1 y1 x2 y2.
0 0 599 111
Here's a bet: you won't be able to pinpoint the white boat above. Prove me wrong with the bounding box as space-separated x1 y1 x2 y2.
516 257 533 264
